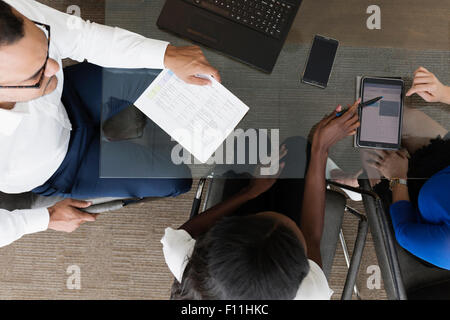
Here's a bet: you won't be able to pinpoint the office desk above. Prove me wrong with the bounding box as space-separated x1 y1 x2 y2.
99 0 450 179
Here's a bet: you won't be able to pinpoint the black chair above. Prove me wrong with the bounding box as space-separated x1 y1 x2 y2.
185 174 369 300
358 175 450 300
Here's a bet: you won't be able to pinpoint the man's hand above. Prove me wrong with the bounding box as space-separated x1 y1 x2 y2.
163 45 221 86
47 199 96 233
406 67 450 104
311 99 360 154
366 149 409 180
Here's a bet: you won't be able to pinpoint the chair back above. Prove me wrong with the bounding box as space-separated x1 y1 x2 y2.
360 178 450 300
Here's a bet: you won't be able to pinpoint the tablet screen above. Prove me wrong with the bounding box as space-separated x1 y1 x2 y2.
360 80 403 146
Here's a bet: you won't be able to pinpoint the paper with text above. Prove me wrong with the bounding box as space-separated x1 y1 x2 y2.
134 69 249 163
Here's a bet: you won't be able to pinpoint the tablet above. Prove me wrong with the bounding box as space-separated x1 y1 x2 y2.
356 77 404 150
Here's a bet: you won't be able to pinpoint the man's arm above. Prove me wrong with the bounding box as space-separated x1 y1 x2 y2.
23 0 167 69
0 207 49 247
0 199 95 248
19 0 220 84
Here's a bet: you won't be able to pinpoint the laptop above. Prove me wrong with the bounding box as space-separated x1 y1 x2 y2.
157 0 303 73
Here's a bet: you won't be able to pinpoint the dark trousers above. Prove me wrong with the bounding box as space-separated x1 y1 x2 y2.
32 63 192 199
221 136 311 227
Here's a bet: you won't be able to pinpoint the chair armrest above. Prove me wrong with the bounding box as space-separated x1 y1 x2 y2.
81 200 126 214
357 178 407 300
190 178 207 218
327 180 381 201
328 179 408 299
326 181 374 300
341 206 369 300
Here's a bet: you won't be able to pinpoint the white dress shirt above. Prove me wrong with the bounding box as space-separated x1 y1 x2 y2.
0 0 169 247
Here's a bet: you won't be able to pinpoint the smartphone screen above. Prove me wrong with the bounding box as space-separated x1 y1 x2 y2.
302 35 339 88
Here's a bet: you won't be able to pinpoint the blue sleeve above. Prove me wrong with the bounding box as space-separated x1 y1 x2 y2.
390 201 450 270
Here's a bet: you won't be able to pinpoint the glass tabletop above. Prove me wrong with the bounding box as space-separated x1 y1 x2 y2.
99 0 450 181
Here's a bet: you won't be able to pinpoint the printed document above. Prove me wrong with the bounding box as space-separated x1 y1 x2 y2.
134 69 249 163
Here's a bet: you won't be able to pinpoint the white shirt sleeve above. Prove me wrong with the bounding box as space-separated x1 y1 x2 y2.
0 208 50 248
10 0 170 69
160 227 196 283
294 259 334 300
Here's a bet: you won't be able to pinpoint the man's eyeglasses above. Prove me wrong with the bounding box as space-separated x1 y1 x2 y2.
0 21 51 89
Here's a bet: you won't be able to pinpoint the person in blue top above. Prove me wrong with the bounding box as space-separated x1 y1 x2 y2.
369 146 449 270
366 67 450 270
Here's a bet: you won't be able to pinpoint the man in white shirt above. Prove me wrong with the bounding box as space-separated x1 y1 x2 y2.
0 0 221 247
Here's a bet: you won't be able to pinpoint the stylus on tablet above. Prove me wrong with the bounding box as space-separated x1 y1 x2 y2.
335 96 383 117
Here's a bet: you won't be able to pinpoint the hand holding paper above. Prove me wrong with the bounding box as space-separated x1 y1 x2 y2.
134 69 249 163
163 45 221 86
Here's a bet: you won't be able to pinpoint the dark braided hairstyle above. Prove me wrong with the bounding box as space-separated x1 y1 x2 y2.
170 215 310 300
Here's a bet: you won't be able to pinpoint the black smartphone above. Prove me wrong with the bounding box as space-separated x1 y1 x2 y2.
301 35 339 89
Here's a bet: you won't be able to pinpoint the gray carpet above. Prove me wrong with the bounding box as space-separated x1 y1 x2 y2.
0 181 386 300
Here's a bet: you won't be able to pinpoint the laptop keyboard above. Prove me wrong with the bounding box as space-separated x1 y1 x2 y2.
184 0 294 39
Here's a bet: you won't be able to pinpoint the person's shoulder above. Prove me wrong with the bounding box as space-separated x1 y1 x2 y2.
161 227 196 255
419 166 450 206
160 227 196 283
293 259 333 300
426 165 450 184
